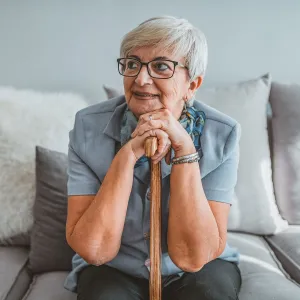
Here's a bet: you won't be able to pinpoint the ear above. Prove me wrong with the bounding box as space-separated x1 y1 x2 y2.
187 76 203 99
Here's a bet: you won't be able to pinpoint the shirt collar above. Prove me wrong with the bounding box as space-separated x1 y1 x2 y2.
103 98 127 142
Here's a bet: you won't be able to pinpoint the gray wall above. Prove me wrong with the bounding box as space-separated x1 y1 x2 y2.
0 0 299 103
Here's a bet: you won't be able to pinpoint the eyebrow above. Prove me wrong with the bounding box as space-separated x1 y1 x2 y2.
127 55 171 61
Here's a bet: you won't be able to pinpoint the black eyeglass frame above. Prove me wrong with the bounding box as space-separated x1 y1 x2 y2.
117 57 188 79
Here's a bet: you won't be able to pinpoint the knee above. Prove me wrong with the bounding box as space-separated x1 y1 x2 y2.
78 286 131 300
192 283 238 300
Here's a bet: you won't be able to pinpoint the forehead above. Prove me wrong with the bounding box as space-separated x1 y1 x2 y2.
128 46 184 63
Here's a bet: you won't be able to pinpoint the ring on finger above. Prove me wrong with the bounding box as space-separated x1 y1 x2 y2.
149 115 153 121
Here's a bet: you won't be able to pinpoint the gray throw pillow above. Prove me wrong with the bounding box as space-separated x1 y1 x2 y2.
269 82 300 224
29 146 75 273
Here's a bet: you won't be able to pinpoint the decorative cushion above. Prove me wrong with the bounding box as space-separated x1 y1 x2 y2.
0 86 87 245
28 146 75 273
103 75 288 235
269 82 300 224
197 74 288 234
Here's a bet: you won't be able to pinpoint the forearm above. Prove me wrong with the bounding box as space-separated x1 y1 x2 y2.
71 144 136 263
168 148 220 271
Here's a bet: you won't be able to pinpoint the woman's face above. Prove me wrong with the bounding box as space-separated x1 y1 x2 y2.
123 46 202 119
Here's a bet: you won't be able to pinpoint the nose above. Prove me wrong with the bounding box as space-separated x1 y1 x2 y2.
135 65 153 86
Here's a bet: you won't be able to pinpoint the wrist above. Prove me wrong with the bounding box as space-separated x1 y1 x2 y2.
120 143 139 166
174 140 196 158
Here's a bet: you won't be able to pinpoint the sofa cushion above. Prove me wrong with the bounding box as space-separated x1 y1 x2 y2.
29 146 75 274
0 246 31 300
227 232 300 299
264 225 300 283
0 86 88 245
103 75 288 235
20 233 300 300
269 82 300 224
22 272 76 300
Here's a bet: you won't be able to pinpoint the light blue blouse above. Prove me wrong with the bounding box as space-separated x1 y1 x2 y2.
64 95 241 293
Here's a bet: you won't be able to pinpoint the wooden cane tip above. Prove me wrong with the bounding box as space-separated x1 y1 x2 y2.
145 137 158 157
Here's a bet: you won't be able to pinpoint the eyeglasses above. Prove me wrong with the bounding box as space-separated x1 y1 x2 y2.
117 57 187 79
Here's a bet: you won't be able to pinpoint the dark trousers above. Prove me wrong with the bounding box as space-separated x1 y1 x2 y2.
77 258 242 300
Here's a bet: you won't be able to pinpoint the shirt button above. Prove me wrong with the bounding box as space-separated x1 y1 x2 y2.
146 190 151 201
144 232 150 240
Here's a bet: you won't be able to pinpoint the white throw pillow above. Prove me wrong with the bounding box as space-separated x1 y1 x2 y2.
104 74 288 235
197 74 288 234
0 86 88 243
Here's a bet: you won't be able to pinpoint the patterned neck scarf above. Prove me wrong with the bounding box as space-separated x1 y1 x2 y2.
120 104 206 168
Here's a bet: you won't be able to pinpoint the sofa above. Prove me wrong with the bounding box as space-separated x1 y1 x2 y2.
0 74 299 300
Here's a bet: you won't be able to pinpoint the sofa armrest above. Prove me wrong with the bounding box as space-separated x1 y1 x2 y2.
264 225 300 283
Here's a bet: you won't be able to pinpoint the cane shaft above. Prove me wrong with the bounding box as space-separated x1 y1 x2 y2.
145 137 162 300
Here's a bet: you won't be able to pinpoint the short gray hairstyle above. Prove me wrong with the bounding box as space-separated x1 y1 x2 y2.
120 16 208 82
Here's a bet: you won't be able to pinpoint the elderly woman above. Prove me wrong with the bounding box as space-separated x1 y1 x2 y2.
64 16 242 300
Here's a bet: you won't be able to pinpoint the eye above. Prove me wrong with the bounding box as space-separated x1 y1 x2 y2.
127 59 139 69
153 62 170 71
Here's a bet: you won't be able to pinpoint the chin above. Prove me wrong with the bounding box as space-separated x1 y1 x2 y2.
127 97 162 117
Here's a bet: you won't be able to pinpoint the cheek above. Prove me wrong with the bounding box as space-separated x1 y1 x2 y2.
123 78 134 94
157 80 177 98
158 80 182 106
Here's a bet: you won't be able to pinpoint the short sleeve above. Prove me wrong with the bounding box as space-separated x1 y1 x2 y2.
201 123 241 205
67 112 101 196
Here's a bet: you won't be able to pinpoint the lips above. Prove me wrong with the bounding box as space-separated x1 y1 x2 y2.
133 91 159 97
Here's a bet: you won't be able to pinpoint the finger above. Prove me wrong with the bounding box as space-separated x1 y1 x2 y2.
154 130 169 155
133 117 146 135
152 146 169 164
139 109 170 122
152 139 168 160
152 138 171 163
133 111 163 136
132 120 165 138
148 131 168 159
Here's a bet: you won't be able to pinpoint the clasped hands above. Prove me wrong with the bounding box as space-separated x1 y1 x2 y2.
128 108 196 164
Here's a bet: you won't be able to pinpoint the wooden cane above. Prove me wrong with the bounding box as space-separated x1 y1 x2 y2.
144 137 162 300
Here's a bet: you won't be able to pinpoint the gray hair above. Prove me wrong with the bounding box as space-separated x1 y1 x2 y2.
120 16 208 82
